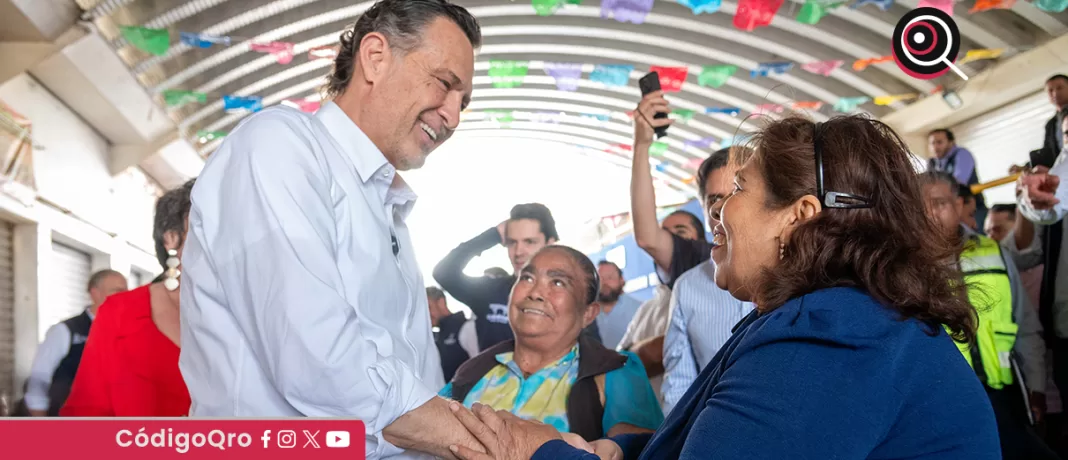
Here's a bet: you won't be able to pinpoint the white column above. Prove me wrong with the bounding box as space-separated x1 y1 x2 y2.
11 222 48 400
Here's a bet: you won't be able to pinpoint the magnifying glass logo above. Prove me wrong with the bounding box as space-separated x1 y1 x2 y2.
892 7 967 81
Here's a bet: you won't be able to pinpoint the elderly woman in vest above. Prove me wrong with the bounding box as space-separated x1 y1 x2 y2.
440 245 662 441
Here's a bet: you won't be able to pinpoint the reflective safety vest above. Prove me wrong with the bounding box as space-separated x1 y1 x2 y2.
956 234 1017 390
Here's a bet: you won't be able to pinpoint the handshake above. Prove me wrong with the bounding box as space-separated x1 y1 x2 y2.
442 401 622 460
1012 164 1062 211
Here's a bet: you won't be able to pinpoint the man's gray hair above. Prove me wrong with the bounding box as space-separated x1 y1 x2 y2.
323 0 481 99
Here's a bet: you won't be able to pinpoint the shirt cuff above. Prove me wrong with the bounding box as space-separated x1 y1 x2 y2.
23 391 49 411
532 439 597 460
365 366 438 459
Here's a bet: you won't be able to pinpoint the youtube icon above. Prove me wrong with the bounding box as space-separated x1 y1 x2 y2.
326 431 350 448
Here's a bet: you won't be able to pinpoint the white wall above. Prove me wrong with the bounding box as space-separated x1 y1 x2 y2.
0 72 163 397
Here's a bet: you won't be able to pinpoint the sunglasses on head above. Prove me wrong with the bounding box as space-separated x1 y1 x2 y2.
813 122 873 210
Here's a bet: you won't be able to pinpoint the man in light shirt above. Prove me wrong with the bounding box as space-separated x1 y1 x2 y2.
178 1 488 458
593 261 640 349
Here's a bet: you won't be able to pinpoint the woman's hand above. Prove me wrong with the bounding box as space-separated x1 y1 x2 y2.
590 439 623 460
449 402 573 460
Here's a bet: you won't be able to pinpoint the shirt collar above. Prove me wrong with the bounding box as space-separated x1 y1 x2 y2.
316 101 418 215
496 344 580 376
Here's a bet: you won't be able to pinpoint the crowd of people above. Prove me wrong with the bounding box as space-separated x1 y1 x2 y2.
8 0 1068 458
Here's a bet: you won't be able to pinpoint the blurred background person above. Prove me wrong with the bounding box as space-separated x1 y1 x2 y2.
428 286 478 382
592 261 640 349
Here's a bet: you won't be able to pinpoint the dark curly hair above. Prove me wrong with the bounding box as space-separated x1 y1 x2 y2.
324 0 481 99
152 179 195 269
743 114 976 343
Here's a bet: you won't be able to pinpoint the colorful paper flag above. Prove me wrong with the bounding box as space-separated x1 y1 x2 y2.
120 26 170 56
796 0 842 24
698 65 737 87
684 137 717 149
590 64 633 86
970 0 1015 12
283 98 321 113
222 95 263 113
853 55 892 71
654 162 670 173
918 0 954 15
195 130 227 143
681 176 697 184
852 0 893 10
249 41 295 65
489 60 529 88
678 0 723 14
650 142 669 157
734 0 784 31
1034 0 1067 12
162 89 207 107
485 110 515 124
834 96 870 112
792 101 824 110
544 62 583 91
582 113 612 122
670 109 696 122
601 0 656 24
650 66 689 92
873 94 918 106
751 61 793 78
755 103 784 115
959 48 1004 65
533 0 583 15
531 111 565 123
706 107 741 116
801 59 844 77
308 45 338 60
719 134 752 148
179 32 231 49
685 157 705 169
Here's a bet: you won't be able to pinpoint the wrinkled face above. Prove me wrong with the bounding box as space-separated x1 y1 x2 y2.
505 219 554 273
960 197 977 230
362 18 474 170
89 274 129 308
984 210 1014 243
596 264 624 303
662 213 700 240
509 250 597 348
709 161 796 302
928 132 952 158
703 165 736 227
923 181 963 239
1048 78 1068 109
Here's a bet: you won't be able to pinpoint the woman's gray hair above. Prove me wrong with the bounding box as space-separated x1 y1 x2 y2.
323 0 481 99
152 179 195 269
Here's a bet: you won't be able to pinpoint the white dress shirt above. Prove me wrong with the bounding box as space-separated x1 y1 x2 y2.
1018 148 1067 225
24 309 94 411
179 102 442 459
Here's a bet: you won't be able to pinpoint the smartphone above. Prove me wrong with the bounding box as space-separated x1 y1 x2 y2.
639 71 669 139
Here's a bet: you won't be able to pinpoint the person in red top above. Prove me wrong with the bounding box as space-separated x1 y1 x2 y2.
61 179 195 417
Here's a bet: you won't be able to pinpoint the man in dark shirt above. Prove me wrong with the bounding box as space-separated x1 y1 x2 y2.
433 204 601 351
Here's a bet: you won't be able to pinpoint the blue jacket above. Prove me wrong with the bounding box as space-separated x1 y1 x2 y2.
533 287 999 460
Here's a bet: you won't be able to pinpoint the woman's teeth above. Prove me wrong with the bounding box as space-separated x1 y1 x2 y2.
521 308 548 317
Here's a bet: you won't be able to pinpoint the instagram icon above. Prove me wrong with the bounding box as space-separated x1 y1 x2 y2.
277 430 297 449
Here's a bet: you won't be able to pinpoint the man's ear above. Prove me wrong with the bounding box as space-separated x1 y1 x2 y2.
356 31 392 84
548 237 558 245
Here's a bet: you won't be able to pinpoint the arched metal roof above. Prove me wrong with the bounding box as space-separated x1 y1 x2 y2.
77 0 1068 195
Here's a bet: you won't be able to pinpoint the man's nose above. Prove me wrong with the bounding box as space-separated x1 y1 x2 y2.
440 93 463 131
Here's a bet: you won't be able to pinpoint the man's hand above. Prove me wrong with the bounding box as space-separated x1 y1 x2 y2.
590 439 624 460
1018 166 1061 210
449 402 565 460
1030 391 1047 426
633 91 672 147
382 397 487 459
497 220 508 244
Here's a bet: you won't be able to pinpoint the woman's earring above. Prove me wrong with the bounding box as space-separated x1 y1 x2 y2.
164 249 181 291
779 242 785 260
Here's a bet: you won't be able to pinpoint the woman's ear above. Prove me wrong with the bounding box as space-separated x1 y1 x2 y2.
582 302 601 328
780 195 822 241
162 230 181 251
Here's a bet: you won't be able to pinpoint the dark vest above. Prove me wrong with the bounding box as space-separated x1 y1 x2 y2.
47 310 92 416
1029 144 1064 343
435 312 471 382
449 334 628 442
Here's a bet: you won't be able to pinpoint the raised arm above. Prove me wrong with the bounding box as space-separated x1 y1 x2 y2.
186 114 481 458
433 226 503 313
632 91 676 272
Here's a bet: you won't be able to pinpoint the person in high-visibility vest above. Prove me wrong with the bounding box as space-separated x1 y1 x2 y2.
922 171 1057 460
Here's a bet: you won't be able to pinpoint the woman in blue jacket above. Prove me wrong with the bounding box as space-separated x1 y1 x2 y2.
445 111 1000 460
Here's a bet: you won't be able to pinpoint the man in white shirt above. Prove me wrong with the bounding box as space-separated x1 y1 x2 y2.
24 270 127 416
178 1 487 458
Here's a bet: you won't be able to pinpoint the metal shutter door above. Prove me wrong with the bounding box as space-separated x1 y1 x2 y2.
0 222 15 401
44 242 91 339
952 92 1055 206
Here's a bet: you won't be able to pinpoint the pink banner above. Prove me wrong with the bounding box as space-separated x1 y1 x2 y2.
250 41 296 64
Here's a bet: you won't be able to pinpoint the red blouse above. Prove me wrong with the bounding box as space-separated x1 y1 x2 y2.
60 285 190 416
